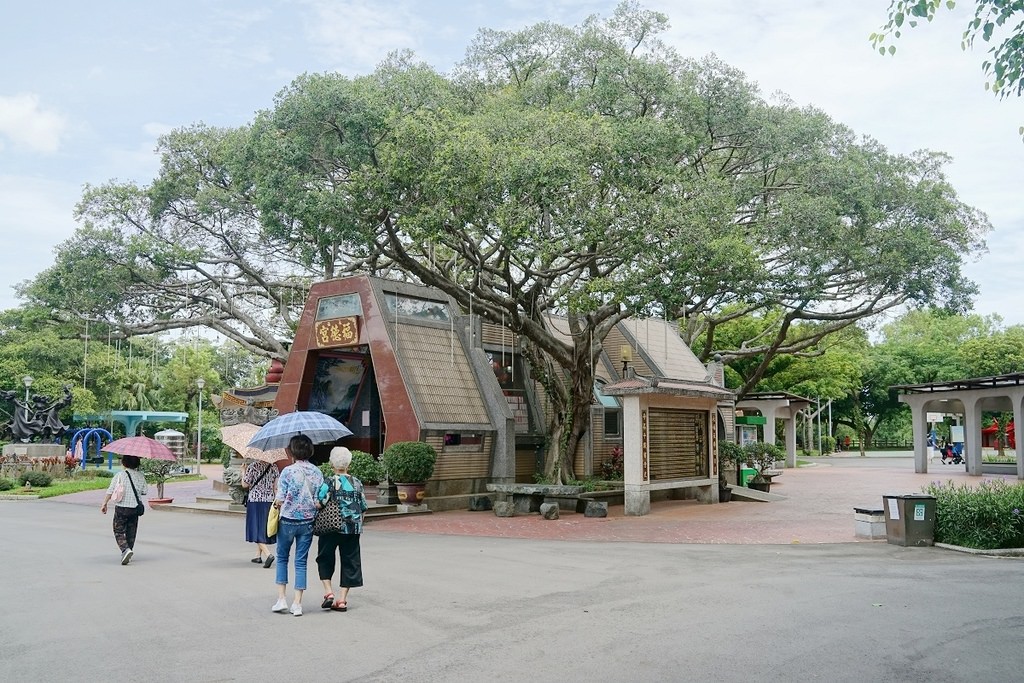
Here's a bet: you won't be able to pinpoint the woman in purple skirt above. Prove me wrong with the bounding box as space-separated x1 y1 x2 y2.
242 459 279 567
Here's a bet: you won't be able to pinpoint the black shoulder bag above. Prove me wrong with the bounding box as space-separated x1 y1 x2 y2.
244 463 272 507
125 470 145 516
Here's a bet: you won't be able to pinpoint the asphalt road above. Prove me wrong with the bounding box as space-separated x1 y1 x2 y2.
2 498 1023 682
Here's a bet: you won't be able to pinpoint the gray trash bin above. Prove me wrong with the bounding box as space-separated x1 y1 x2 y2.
882 494 937 546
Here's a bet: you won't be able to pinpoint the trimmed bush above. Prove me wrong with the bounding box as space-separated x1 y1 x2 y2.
93 469 116 478
320 451 385 484
0 477 14 491
350 450 384 484
381 441 437 483
20 471 53 487
923 479 1024 550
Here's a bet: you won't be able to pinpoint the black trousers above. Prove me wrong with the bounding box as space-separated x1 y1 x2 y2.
316 533 363 587
112 507 139 553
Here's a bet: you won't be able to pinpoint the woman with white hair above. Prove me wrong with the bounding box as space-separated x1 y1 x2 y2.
315 446 368 612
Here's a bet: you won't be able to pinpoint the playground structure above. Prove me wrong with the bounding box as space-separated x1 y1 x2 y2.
71 410 189 469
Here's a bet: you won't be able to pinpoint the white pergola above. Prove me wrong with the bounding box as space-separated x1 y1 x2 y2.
895 373 1024 479
734 392 812 468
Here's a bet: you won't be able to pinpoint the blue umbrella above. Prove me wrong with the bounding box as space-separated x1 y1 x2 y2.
246 411 353 451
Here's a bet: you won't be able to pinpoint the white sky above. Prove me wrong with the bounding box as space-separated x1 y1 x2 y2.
2 0 1022 324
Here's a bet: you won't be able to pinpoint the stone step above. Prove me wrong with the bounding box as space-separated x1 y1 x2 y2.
154 498 409 518
196 495 233 506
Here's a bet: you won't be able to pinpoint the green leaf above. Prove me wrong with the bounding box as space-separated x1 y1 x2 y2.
945 0 954 9
895 12 904 27
888 45 897 55
879 46 887 56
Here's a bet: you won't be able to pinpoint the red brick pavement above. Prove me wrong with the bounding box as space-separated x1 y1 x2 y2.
368 461 1017 545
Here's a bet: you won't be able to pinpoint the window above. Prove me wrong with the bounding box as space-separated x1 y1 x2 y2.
383 293 450 322
595 380 621 437
604 408 621 437
444 433 483 449
316 294 362 320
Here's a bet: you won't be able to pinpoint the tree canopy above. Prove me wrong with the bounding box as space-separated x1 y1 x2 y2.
872 2 1024 108
17 2 991 480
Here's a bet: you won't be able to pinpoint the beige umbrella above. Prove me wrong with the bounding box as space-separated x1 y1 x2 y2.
221 423 288 464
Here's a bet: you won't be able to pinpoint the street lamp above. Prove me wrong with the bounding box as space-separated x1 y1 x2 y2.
196 378 205 475
22 376 33 403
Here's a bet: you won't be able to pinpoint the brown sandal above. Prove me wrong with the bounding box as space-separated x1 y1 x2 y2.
330 601 347 612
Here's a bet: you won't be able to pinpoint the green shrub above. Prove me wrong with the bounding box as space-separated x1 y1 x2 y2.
350 450 384 484
742 441 783 482
21 471 53 487
319 461 334 480
381 441 437 483
0 478 14 491
718 441 745 467
923 479 1024 550
93 469 116 478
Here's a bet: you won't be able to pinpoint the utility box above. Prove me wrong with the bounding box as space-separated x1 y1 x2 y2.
739 467 757 487
882 494 937 546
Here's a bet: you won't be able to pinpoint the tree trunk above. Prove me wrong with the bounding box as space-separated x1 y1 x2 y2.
539 341 594 484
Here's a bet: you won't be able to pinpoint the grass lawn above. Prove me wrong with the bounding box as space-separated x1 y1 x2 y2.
3 473 207 498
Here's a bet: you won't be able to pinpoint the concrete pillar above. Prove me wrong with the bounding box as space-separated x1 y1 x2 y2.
762 405 778 445
964 396 983 476
784 415 797 468
622 396 649 516
1013 390 1024 480
906 396 928 474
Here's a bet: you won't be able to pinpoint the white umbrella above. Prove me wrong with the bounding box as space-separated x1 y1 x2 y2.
247 411 353 451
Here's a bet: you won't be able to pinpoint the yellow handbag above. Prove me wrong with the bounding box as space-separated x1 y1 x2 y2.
267 504 280 536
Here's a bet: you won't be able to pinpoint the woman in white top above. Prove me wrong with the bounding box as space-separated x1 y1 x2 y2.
99 455 148 565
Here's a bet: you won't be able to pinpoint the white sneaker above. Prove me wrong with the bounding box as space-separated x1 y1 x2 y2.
272 598 288 613
290 602 303 617
121 548 133 565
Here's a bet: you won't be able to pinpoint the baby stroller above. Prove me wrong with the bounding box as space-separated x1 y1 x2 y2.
941 443 964 465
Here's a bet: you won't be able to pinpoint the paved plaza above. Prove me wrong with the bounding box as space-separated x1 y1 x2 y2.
2 456 1023 682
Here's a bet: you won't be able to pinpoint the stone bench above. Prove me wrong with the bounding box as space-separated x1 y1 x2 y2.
485 483 584 515
854 506 886 540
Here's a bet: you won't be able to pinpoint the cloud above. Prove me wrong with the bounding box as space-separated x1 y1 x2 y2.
299 0 424 72
0 175 80 311
142 122 175 138
0 93 68 154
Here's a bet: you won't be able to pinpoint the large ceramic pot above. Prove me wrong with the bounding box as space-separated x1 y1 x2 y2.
719 487 733 503
395 483 426 505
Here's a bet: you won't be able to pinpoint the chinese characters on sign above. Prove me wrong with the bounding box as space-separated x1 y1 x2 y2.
314 316 359 348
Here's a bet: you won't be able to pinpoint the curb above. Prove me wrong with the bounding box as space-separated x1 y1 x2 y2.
935 542 1024 558
0 494 41 500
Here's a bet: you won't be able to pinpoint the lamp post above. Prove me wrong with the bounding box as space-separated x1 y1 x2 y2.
22 375 33 403
196 378 205 475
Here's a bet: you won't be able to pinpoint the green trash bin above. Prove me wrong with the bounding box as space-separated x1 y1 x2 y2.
882 494 936 546
740 468 757 487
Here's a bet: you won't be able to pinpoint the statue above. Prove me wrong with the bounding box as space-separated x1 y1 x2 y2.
0 384 73 443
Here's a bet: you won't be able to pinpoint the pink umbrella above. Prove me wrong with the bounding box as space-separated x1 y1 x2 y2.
102 436 176 461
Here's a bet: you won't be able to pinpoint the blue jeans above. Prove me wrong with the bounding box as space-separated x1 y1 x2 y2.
275 518 314 591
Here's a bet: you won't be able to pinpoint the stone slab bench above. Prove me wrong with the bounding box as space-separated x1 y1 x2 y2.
486 483 584 515
854 506 886 540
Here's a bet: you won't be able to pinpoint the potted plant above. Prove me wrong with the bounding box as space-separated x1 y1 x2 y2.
718 441 745 487
718 472 733 502
381 441 437 505
742 441 783 492
142 458 175 506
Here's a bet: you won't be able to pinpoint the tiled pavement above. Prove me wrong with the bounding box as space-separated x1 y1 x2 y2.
52 458 1017 545
366 458 1016 545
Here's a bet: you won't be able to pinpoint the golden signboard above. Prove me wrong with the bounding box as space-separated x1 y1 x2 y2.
314 316 359 348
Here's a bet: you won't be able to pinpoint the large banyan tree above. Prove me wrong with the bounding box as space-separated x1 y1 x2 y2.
23 2 988 481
